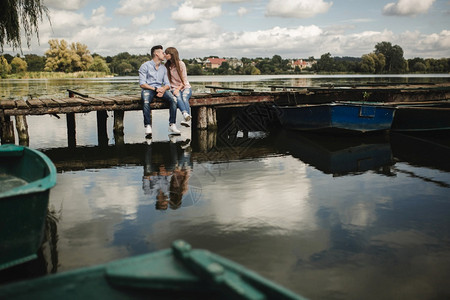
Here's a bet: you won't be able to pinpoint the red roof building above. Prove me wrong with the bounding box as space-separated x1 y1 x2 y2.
205 58 227 69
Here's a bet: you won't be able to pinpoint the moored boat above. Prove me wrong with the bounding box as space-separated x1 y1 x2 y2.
277 102 396 133
276 130 393 176
0 144 57 271
391 100 450 132
0 240 306 300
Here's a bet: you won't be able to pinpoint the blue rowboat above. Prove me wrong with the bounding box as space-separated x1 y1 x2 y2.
0 240 306 300
277 102 396 133
0 144 57 271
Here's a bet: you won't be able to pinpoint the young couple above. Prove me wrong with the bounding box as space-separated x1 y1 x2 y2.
138 45 192 136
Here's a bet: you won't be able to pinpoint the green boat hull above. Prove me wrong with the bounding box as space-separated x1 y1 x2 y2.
0 240 306 300
0 144 57 271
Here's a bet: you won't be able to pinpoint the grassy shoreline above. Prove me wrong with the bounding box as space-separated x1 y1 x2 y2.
2 71 113 79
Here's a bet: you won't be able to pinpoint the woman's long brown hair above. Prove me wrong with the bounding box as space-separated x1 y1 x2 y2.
165 47 184 85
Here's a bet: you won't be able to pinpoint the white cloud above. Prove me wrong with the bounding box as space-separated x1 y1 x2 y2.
44 0 88 11
383 0 436 16
237 7 248 16
266 0 333 18
41 9 88 38
91 6 111 26
397 30 450 57
178 20 221 37
187 0 250 8
171 1 222 23
115 0 163 16
132 14 156 26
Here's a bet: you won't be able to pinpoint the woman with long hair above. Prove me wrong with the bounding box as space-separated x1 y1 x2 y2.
165 47 192 126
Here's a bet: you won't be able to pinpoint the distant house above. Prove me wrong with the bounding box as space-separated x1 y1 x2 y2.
205 57 227 69
290 59 316 70
227 58 243 68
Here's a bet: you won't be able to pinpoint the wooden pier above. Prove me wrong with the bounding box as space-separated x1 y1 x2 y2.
1 83 449 145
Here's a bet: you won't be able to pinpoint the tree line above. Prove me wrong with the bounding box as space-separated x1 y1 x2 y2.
1 40 449 78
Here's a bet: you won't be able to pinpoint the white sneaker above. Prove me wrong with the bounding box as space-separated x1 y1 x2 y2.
169 123 181 135
182 112 191 122
145 125 152 135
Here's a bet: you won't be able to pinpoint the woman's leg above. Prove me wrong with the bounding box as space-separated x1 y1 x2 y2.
181 88 192 114
175 92 188 113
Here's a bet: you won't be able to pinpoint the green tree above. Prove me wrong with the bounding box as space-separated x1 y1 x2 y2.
25 54 45 71
2 53 14 63
425 58 449 73
0 56 12 78
70 42 93 71
0 0 50 51
360 54 375 73
116 62 133 74
187 63 203 75
408 57 427 72
316 53 334 72
360 53 385 73
44 39 73 72
44 39 93 72
374 41 406 73
217 61 230 74
242 65 260 75
11 56 27 73
88 56 110 73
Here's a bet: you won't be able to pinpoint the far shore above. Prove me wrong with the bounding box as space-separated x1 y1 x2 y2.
2 71 113 79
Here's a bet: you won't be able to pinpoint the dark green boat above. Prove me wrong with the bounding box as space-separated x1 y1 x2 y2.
0 144 57 271
0 240 306 300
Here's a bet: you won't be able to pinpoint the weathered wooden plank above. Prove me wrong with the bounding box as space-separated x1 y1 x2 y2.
82 97 103 105
64 97 90 106
92 96 116 106
115 95 137 104
15 100 29 109
40 98 60 107
26 99 45 108
0 100 17 109
51 98 70 107
190 95 274 106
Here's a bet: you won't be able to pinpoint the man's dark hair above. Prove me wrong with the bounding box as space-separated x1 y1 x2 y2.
151 45 163 58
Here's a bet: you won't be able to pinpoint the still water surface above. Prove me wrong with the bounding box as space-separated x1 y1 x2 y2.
1 75 450 299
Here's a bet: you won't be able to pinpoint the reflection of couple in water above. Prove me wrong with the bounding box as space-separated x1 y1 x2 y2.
142 140 191 210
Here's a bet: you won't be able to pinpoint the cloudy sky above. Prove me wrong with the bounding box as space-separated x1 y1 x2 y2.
5 0 450 59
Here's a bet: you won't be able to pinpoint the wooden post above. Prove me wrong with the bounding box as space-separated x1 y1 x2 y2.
197 106 208 130
66 113 76 148
0 115 15 144
207 129 217 149
15 115 29 146
197 129 208 152
113 110 124 146
207 107 217 129
67 90 77 148
97 111 108 147
113 110 124 134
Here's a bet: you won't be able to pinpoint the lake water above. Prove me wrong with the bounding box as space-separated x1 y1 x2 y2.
1 75 450 299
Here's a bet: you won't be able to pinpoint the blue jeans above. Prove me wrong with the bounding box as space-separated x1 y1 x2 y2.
141 89 178 125
174 88 192 114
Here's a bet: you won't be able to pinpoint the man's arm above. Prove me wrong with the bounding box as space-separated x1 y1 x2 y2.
141 83 157 91
156 67 171 95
